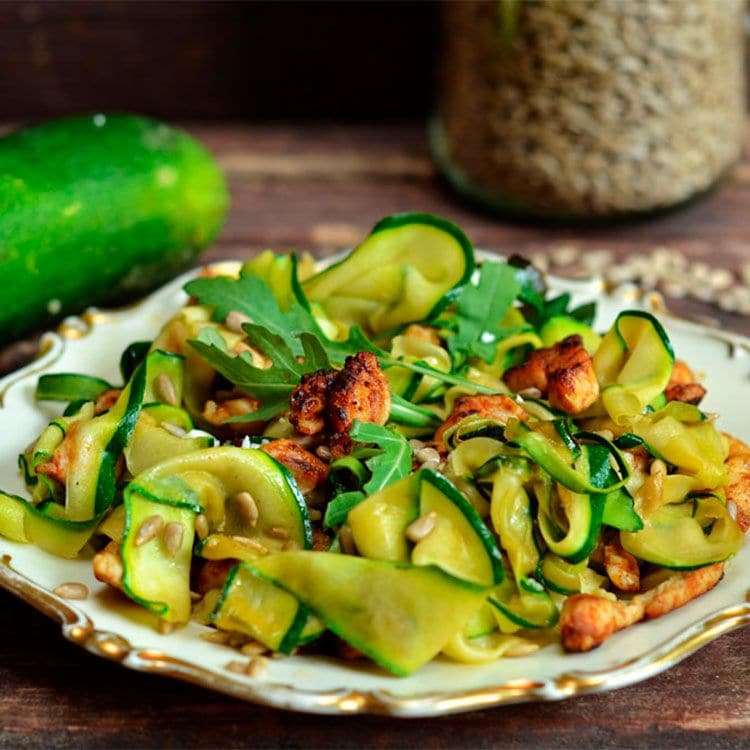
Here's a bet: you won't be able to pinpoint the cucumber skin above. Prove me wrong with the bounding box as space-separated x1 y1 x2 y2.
0 114 229 343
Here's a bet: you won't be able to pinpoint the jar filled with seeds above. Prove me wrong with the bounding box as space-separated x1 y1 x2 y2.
432 0 746 220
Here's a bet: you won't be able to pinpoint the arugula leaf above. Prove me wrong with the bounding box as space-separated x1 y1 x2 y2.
188 325 331 422
388 393 441 429
349 421 412 495
184 275 316 354
508 255 596 329
323 490 365 529
447 261 520 365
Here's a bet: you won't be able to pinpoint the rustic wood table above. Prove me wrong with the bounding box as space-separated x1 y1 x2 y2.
0 124 748 748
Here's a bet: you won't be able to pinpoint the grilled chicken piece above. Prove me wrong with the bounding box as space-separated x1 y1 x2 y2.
94 388 122 415
93 541 124 591
196 558 237 595
724 435 750 532
434 394 527 448
603 542 640 592
504 335 599 415
623 445 650 474
668 360 696 386
288 352 391 457
202 395 264 436
312 528 332 552
260 439 329 494
289 370 338 435
35 422 81 485
561 563 724 652
664 382 707 405
327 352 391 457
665 360 706 405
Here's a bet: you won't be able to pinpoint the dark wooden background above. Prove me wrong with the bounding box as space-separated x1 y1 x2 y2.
0 1 438 121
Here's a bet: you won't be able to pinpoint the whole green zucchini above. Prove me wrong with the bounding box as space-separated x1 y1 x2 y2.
0 114 229 343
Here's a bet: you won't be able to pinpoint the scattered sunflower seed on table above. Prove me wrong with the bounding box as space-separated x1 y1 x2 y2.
546 245 750 315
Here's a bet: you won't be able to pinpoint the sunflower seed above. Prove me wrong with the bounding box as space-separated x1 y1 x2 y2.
246 656 268 678
195 513 209 540
240 641 269 656
267 526 290 541
225 660 249 674
233 491 259 528
551 245 580 267
201 630 230 644
231 536 269 556
315 445 333 461
163 522 184 556
518 387 542 399
154 373 179 406
405 512 438 543
135 515 164 546
161 421 187 438
53 582 89 601
415 447 441 465
225 310 253 334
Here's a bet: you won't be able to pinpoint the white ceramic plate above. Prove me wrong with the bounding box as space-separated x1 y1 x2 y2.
0 263 748 717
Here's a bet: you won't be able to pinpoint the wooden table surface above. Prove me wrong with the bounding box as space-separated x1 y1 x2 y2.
0 124 748 748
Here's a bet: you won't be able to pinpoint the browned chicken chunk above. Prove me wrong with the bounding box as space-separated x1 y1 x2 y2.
312 528 332 552
288 352 391 457
561 563 724 652
434 394 527 447
664 382 706 405
603 542 640 592
504 335 599 414
94 388 122 415
35 422 81 485
93 540 124 591
326 352 391 457
665 360 706 405
724 434 750 532
202 395 264 437
289 370 338 435
196 558 237 595
668 359 696 386
260 439 329 494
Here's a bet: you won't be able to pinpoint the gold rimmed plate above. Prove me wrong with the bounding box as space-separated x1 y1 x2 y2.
0 261 748 717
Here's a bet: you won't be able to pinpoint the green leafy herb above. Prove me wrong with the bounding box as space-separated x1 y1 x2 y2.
188 325 330 421
184 275 315 355
349 421 412 495
323 490 365 529
328 456 368 494
446 260 521 365
388 394 441 429
508 256 596 329
36 373 112 402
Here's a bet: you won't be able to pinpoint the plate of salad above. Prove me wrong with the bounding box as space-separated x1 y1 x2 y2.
0 213 747 716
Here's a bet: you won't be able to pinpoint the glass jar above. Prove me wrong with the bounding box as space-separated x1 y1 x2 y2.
432 0 746 220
